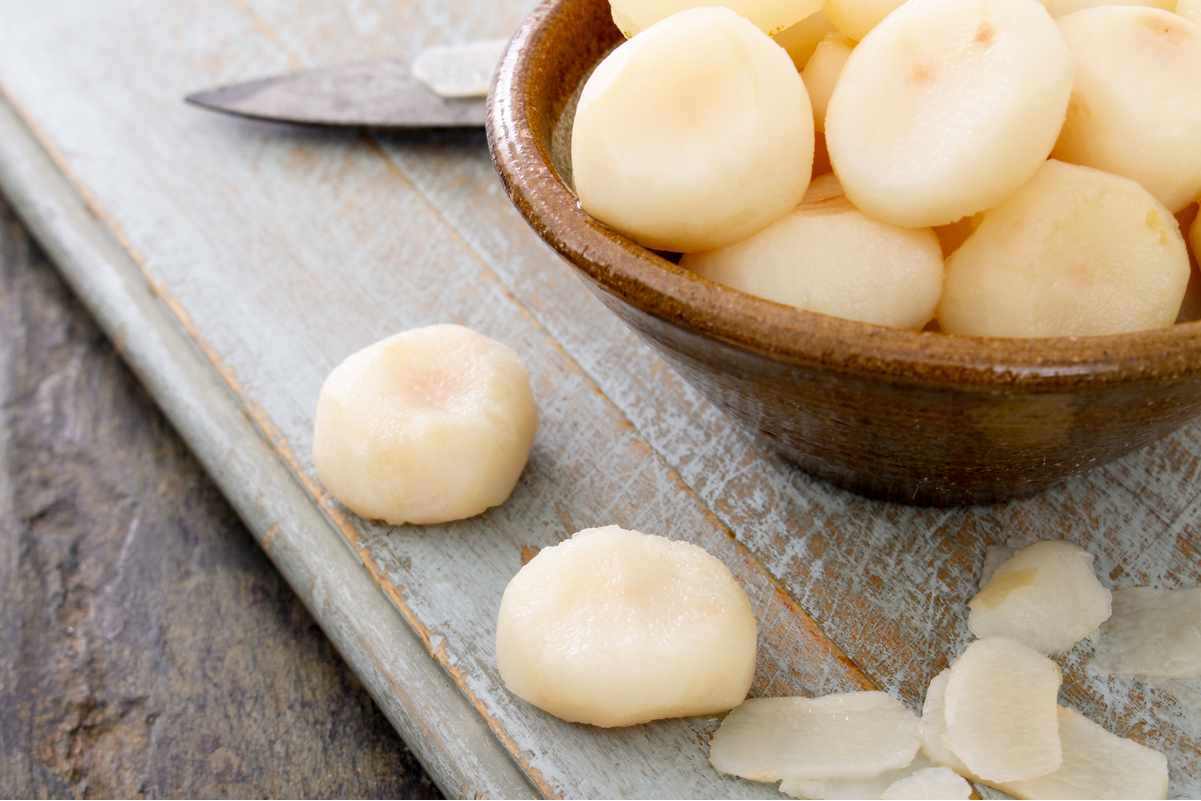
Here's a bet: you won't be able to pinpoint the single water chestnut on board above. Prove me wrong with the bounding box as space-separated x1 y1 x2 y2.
495 526 757 728
312 324 538 525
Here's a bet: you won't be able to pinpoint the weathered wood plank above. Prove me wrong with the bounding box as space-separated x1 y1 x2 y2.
0 0 1198 797
0 198 441 799
0 83 537 800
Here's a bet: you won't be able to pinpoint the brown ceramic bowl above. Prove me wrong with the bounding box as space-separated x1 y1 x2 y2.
486 0 1201 505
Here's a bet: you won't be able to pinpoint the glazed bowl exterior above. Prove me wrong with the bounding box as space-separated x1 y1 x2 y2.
486 0 1201 505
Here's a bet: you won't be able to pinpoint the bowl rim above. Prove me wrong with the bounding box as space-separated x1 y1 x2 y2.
487 0 1201 392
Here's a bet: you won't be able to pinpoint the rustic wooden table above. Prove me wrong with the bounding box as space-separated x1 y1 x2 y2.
1 1 1199 798
0 196 441 798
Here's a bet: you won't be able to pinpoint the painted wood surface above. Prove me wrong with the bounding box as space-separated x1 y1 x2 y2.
0 1 1197 797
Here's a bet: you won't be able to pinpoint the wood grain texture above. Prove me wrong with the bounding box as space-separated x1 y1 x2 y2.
0 199 440 799
0 89 535 801
0 0 1197 797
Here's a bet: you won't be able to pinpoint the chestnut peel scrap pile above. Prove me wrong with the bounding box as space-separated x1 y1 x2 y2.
709 540 1183 800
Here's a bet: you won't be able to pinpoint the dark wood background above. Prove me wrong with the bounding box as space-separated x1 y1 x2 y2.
0 195 442 798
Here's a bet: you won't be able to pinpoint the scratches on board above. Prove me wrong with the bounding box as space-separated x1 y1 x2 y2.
143 253 869 791
232 0 305 71
261 523 280 551
0 83 147 268
554 501 576 539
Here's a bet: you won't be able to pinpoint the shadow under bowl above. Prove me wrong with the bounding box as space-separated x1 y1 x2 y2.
485 0 1201 505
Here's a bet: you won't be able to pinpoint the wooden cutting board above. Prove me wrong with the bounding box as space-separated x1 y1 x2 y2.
0 1 1197 797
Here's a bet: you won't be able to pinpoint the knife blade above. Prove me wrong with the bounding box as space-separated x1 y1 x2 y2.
184 38 507 128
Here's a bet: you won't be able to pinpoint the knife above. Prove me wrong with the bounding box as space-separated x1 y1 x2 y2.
185 38 508 128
